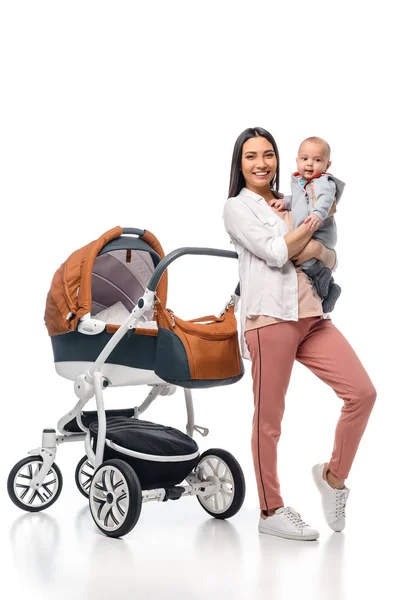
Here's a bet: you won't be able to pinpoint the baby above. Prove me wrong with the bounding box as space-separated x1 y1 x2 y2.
271 136 345 312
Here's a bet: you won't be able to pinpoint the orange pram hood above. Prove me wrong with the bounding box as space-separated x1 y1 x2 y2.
44 227 167 336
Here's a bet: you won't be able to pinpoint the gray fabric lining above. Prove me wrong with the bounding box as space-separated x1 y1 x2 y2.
91 250 155 317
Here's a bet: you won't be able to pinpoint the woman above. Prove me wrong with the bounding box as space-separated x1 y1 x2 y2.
223 127 376 541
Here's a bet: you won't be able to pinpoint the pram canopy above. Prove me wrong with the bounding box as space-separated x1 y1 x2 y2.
44 227 168 336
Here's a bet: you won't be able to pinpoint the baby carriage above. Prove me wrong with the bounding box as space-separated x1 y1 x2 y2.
7 226 245 538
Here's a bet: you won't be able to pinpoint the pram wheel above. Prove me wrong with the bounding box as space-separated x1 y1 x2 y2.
89 459 142 538
195 448 245 519
7 456 63 512
75 455 94 498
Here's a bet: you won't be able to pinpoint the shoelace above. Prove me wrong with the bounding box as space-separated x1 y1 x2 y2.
335 490 348 518
281 507 308 529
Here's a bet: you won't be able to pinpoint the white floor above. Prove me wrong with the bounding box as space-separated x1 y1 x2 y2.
3 459 399 600
3 354 398 600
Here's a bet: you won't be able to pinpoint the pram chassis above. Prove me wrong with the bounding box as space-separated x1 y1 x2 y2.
8 236 245 537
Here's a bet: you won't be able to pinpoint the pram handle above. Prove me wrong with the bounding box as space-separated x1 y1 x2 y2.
122 228 146 236
147 247 238 292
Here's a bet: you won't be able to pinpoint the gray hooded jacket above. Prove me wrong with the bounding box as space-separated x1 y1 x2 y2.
284 173 345 249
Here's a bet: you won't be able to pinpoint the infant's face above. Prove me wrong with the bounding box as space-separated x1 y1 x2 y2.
296 141 331 180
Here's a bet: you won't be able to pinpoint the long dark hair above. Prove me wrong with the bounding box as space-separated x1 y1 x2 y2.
228 127 280 199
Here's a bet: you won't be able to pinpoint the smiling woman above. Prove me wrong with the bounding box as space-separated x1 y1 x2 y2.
223 127 377 542
228 129 280 201
241 138 277 194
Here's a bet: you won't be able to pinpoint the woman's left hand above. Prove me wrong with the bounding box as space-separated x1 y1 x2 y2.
292 239 321 265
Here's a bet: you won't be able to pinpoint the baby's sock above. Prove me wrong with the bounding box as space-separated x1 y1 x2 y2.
304 260 331 299
322 281 342 312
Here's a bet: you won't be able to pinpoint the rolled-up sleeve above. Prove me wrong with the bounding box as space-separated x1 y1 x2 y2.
223 199 288 268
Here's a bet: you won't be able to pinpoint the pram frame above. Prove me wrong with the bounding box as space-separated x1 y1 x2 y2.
29 244 239 494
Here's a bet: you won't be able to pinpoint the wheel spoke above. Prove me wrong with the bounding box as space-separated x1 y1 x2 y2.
113 479 124 490
197 456 237 514
206 459 217 475
96 500 106 520
94 481 107 492
18 473 32 480
104 469 113 492
42 483 54 498
28 463 33 479
33 465 42 478
104 507 119 527
221 464 230 479
92 489 105 502
28 490 39 504
110 508 119 526
19 486 31 500
80 460 93 492
35 489 46 503
116 498 126 517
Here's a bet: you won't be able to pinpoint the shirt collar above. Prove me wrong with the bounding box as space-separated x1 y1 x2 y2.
238 187 265 203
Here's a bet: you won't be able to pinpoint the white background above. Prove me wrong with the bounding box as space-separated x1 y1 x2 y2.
1 2 399 599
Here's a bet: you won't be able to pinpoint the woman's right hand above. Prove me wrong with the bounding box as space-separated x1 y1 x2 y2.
269 199 285 211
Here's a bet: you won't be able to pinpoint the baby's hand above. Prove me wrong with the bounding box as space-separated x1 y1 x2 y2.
304 214 322 232
268 199 285 211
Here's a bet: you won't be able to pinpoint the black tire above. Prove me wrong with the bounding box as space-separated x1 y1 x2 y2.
195 448 245 519
7 455 63 512
89 459 142 538
75 455 94 498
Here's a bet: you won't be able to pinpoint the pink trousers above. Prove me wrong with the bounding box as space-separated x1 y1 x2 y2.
245 317 376 511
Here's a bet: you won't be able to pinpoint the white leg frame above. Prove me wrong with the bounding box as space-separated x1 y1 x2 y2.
28 381 209 489
27 287 210 484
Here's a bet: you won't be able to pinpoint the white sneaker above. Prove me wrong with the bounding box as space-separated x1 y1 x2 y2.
258 507 319 541
312 463 350 532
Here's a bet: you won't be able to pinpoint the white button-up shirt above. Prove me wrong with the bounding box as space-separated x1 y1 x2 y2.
223 187 311 360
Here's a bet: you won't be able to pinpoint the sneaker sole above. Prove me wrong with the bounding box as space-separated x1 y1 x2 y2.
258 526 319 541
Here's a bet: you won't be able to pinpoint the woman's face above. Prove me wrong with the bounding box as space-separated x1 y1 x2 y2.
241 136 277 192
